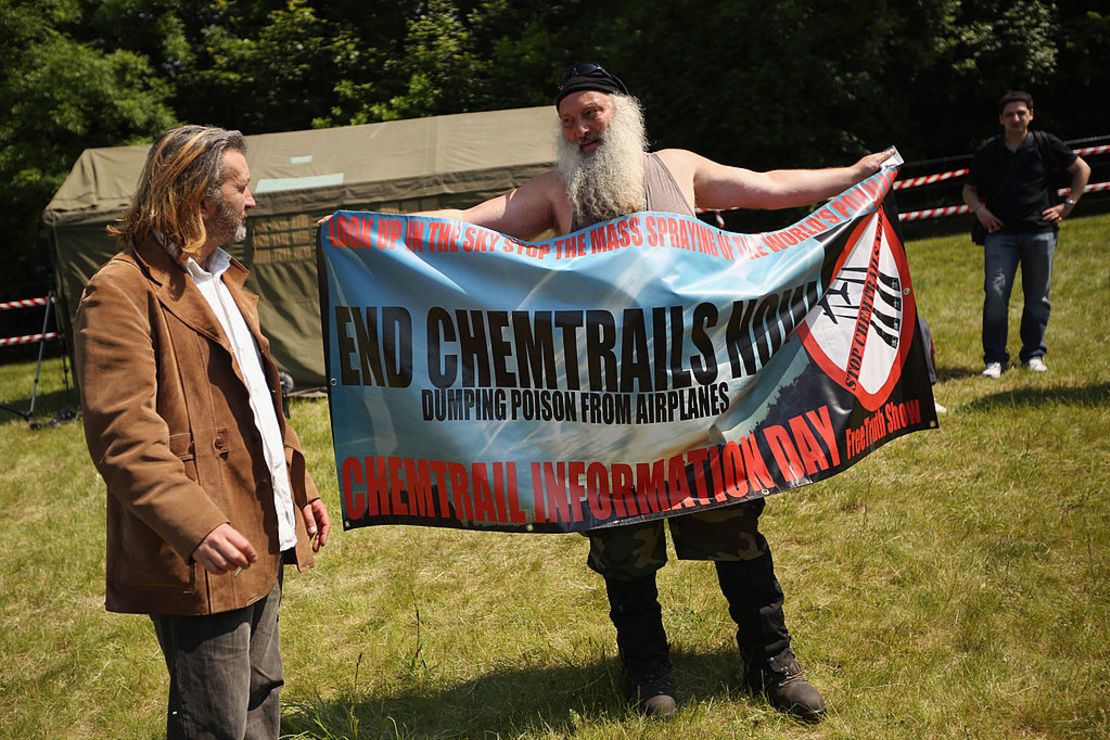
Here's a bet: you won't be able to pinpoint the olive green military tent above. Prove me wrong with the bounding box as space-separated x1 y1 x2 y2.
43 106 557 387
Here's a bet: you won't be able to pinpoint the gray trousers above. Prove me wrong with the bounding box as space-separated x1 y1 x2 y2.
151 575 284 739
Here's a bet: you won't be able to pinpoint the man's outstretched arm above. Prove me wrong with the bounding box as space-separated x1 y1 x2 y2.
661 148 894 212
418 170 566 240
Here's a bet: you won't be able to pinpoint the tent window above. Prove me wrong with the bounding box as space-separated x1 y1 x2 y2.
249 213 321 264
246 193 503 265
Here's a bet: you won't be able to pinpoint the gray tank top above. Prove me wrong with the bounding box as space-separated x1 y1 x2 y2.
643 152 695 216
571 152 694 231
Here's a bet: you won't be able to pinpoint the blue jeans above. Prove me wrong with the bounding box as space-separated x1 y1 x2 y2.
982 230 1056 366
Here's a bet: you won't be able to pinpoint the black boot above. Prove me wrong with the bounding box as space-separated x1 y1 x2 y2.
605 574 677 718
715 554 826 722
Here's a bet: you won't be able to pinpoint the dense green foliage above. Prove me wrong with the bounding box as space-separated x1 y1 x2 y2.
2 0 1108 296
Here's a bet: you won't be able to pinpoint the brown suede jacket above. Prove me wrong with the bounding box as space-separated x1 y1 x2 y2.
75 236 318 616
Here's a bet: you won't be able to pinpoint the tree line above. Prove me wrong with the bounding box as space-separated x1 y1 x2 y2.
2 0 1106 297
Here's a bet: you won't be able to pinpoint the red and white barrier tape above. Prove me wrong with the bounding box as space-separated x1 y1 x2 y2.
898 204 971 222
0 296 50 311
1076 144 1110 158
0 332 59 347
1074 180 1110 194
894 169 968 190
898 181 1110 222
894 144 1109 191
701 143 1109 210
698 181 1108 220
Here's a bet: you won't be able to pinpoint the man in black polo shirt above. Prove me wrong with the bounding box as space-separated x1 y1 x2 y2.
962 91 1090 378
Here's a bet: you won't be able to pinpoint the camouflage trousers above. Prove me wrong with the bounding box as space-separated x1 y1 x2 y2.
585 498 768 581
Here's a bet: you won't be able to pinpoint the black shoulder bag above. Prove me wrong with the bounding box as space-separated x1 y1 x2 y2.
968 137 1000 246
970 213 986 245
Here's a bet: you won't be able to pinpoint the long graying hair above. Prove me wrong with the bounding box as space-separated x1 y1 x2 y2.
108 125 246 258
556 93 648 227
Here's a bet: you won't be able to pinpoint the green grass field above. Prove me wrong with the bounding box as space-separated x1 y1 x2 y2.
0 213 1107 738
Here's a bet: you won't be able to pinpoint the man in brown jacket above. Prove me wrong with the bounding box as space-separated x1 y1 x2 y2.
75 124 330 738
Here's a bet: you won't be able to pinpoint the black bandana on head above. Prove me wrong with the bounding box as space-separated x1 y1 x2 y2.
555 63 629 108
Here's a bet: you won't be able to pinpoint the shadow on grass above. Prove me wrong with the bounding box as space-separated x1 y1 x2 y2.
963 382 1110 411
282 646 754 737
0 387 81 428
0 386 80 426
935 365 981 382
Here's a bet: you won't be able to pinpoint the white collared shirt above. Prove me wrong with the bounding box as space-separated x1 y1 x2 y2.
180 247 298 551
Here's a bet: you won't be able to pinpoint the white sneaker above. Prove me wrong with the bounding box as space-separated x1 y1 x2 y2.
982 362 1002 378
1025 357 1048 372
934 401 947 414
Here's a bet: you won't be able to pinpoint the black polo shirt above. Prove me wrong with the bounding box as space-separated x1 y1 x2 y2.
966 132 1076 233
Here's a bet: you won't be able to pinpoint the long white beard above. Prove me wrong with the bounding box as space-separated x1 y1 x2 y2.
557 95 648 227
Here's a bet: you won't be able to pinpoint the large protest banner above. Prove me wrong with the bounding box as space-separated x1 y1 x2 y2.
318 154 937 533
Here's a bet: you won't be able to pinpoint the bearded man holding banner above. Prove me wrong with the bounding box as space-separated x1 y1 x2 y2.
418 63 892 721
